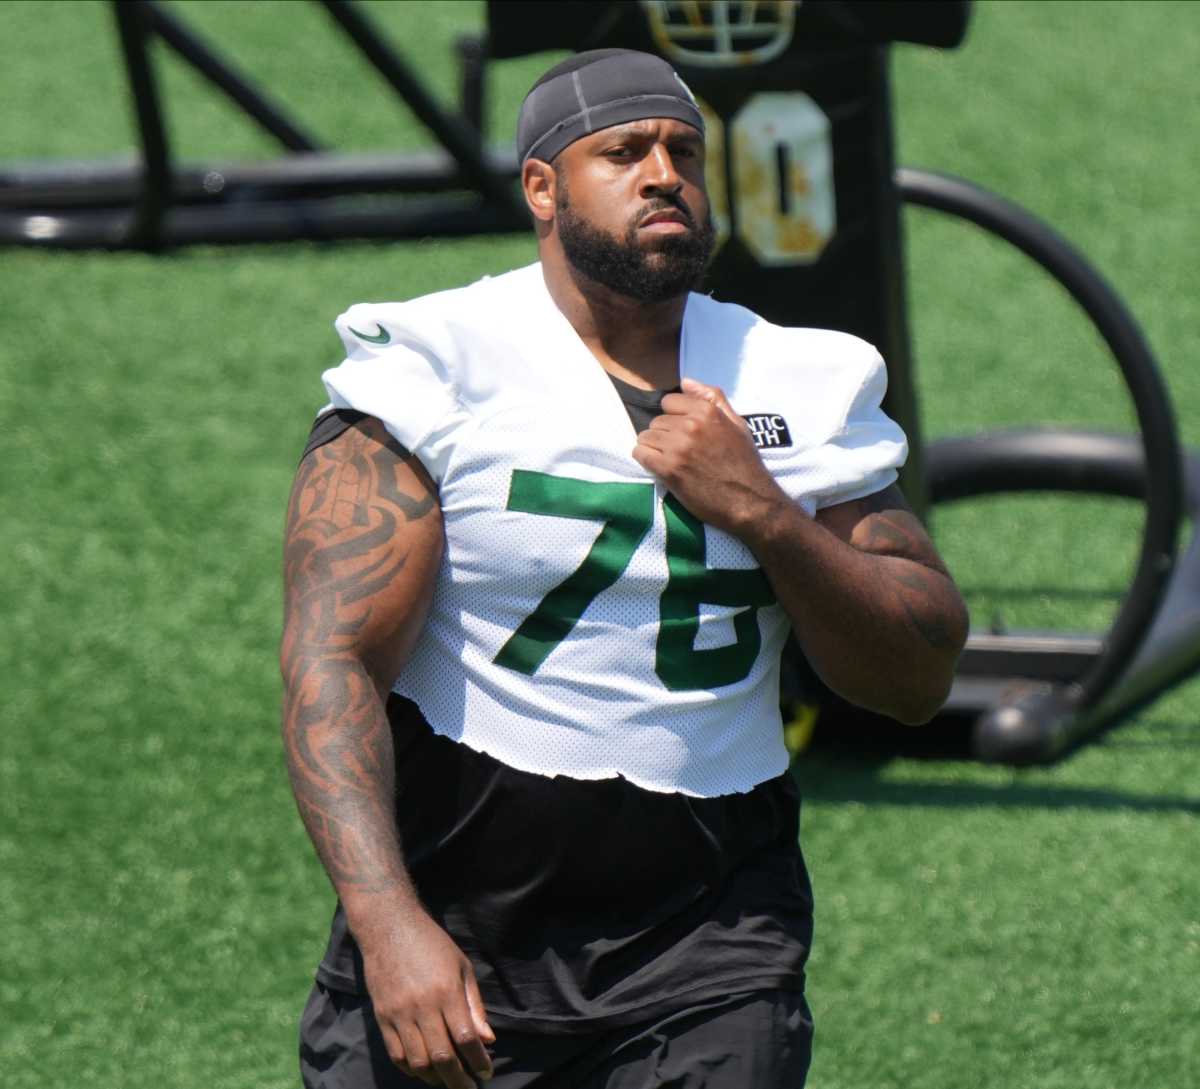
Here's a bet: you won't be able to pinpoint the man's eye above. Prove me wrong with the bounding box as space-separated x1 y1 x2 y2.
607 146 632 158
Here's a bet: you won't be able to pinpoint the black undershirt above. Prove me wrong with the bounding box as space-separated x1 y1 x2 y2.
303 377 813 1033
603 372 679 435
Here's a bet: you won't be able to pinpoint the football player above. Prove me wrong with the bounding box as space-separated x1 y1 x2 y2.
281 48 968 1089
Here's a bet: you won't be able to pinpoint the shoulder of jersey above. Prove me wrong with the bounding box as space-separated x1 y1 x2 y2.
687 290 885 401
691 291 877 359
334 263 540 359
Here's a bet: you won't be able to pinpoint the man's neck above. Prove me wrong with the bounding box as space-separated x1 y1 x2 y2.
542 259 686 392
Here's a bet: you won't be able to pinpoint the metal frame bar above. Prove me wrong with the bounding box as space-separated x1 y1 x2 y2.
0 149 520 212
869 49 925 516
318 0 521 218
2 0 524 249
927 430 1150 503
141 0 323 153
111 0 170 249
455 33 488 135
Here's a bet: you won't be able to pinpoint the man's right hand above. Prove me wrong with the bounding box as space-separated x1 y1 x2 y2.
360 911 496 1087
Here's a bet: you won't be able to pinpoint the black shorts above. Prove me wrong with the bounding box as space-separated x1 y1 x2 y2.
300 981 813 1089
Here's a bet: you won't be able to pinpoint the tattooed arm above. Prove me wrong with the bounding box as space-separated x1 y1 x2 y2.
280 416 494 1089
634 379 968 725
741 484 968 725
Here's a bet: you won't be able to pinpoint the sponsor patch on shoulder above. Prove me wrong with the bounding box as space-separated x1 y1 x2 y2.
742 413 793 449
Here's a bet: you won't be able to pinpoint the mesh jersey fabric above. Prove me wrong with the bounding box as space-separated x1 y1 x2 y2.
319 263 907 798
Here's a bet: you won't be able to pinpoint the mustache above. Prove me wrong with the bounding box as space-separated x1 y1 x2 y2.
634 195 696 229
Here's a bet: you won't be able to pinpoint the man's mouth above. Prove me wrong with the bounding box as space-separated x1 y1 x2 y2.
638 208 692 233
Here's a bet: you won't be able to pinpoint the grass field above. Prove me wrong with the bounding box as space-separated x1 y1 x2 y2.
2 2 1198 1087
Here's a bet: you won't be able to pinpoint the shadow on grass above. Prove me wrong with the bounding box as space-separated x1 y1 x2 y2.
792 753 1200 815
793 704 1200 814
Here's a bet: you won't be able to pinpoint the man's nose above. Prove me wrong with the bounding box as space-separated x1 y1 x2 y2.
639 144 684 196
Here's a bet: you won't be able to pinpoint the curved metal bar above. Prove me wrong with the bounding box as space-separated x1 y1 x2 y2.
897 168 1184 716
927 430 1148 503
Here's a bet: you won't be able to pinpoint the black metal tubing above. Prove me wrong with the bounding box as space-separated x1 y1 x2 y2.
954 631 1104 682
456 33 488 137
0 196 522 249
898 168 1184 715
1068 448 1200 745
868 50 927 519
111 0 171 249
6 0 529 248
319 0 524 220
927 430 1148 502
0 149 522 211
141 0 322 153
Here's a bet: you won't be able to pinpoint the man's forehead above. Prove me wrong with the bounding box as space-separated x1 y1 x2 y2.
583 118 705 144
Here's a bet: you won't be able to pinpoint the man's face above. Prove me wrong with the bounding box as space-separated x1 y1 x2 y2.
551 118 716 303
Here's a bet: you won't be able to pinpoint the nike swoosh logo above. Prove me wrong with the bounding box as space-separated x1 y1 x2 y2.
348 322 390 345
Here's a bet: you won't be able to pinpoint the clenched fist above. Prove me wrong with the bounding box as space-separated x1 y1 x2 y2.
632 377 791 538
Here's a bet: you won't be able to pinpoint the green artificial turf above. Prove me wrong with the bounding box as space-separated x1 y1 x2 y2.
2 2 1197 1087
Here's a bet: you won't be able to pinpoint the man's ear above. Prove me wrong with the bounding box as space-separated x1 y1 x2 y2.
522 159 556 223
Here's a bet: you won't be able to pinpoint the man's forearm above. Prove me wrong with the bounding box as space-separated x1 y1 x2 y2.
280 417 444 936
281 652 425 936
743 497 968 724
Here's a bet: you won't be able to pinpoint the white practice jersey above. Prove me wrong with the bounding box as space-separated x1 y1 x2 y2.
320 263 906 797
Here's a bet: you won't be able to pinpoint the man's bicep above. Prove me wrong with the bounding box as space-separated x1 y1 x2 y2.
281 415 443 689
815 484 949 573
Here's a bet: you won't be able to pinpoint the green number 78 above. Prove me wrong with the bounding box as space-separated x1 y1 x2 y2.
493 470 776 690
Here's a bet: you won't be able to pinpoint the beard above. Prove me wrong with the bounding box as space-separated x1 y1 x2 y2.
556 177 716 304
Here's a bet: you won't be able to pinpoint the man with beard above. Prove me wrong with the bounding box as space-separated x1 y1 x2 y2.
281 49 968 1089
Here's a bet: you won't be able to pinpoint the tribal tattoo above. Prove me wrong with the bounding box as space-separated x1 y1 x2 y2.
280 418 442 895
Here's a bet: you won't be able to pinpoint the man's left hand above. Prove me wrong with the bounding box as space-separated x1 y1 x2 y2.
632 377 787 536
